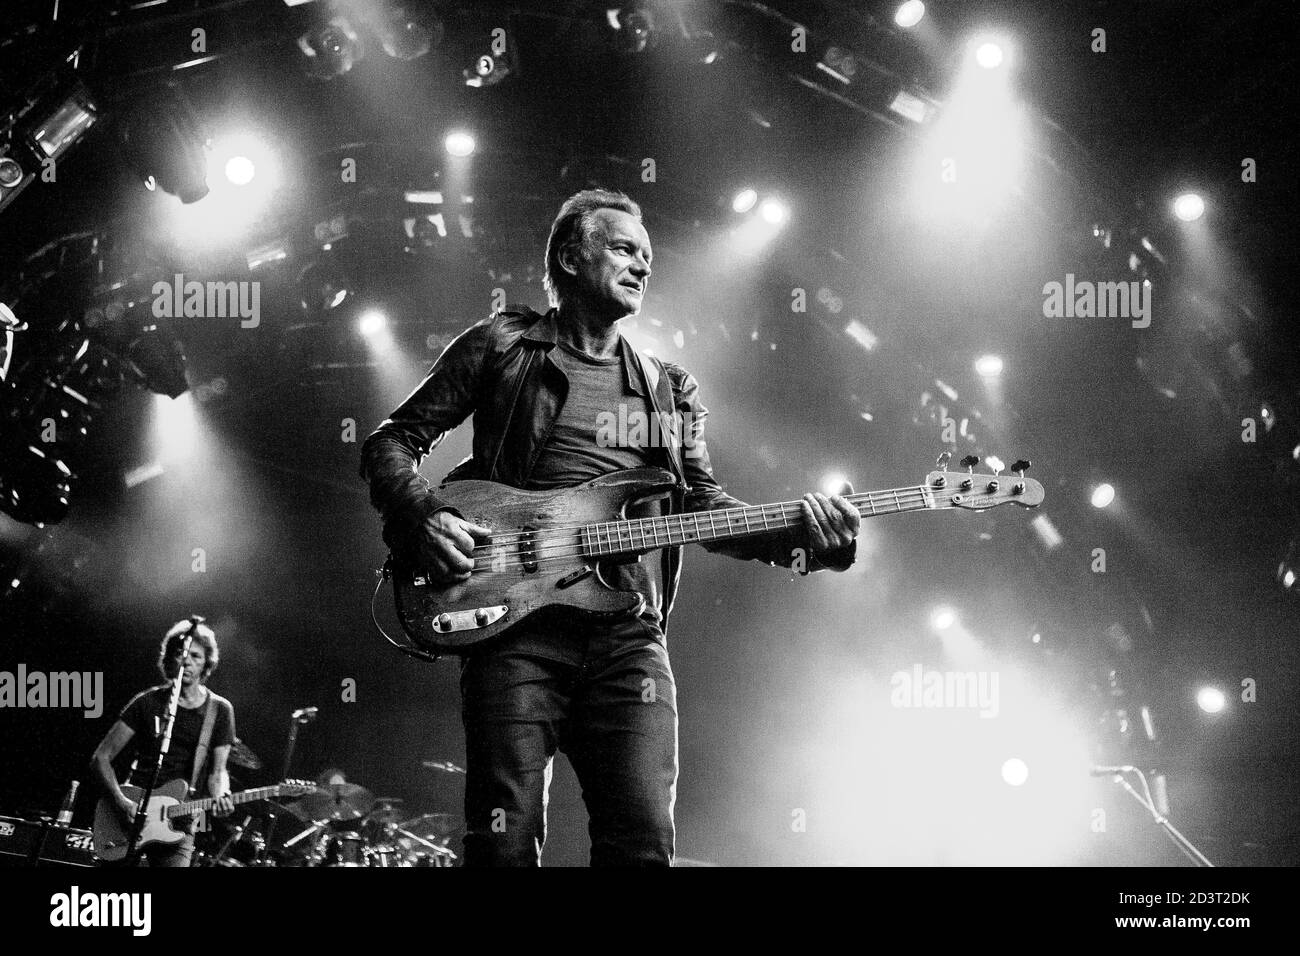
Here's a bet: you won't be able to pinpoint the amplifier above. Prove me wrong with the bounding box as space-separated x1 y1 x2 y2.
39 824 97 867
0 817 97 867
0 816 41 866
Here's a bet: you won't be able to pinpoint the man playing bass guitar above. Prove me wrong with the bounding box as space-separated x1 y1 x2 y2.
360 189 860 867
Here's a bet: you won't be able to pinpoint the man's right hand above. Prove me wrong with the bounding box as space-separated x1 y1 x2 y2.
415 510 493 584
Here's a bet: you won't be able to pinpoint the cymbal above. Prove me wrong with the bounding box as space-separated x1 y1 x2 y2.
397 812 462 840
229 738 263 770
292 783 375 822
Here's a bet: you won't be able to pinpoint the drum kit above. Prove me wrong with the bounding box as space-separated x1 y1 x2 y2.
193 740 461 868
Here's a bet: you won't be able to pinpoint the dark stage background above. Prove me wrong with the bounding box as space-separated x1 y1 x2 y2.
1 0 1297 866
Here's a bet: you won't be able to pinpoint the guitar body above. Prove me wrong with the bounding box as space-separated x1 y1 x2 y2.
392 467 679 654
93 778 192 862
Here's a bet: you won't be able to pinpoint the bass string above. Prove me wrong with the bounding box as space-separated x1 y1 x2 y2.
466 486 936 555
461 493 952 572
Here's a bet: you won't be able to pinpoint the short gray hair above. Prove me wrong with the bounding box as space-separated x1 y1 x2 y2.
543 188 643 307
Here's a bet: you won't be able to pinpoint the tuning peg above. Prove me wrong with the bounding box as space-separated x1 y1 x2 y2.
1011 459 1031 495
959 455 980 473
936 451 952 470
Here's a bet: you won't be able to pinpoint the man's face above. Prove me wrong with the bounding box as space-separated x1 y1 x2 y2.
564 208 653 318
167 643 208 685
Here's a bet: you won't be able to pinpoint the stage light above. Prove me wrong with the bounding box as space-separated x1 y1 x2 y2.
298 16 363 80
358 310 387 336
930 606 957 631
1173 192 1205 222
821 473 847 496
117 89 210 203
376 3 443 60
894 1 926 28
127 323 189 398
1001 758 1029 787
758 198 788 224
26 81 99 162
844 319 878 352
444 131 476 157
975 354 1003 377
224 155 255 185
1282 569 1296 589
975 41 1004 69
298 260 351 313
0 155 25 189
614 3 655 54
0 146 36 215
1090 483 1115 509
888 90 929 124
152 392 198 462
732 188 758 213
1196 686 1225 714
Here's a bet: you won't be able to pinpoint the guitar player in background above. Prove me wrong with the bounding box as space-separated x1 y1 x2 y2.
361 189 860 867
91 619 236 866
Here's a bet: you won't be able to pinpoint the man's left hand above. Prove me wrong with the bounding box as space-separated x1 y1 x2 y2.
213 793 235 818
800 489 860 552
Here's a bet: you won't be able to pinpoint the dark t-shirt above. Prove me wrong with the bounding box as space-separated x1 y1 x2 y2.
527 343 664 627
119 685 235 787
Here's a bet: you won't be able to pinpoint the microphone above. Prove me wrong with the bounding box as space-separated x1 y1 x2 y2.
292 706 318 722
1089 764 1136 776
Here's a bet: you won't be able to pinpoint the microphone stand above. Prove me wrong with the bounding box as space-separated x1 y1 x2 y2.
124 615 202 866
259 707 311 864
1104 768 1215 867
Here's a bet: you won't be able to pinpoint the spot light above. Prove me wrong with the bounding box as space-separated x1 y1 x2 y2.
975 41 1005 69
894 1 925 29
224 155 255 185
1196 686 1225 715
1090 483 1115 509
358 310 387 336
975 354 1003 377
1001 758 1029 787
758 198 787 224
930 606 957 631
732 188 758 213
1173 192 1205 222
444 131 476 157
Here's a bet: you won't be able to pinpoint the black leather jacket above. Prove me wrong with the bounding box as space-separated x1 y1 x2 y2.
359 305 855 628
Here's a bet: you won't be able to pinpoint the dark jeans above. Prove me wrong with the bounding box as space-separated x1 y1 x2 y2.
459 611 678 867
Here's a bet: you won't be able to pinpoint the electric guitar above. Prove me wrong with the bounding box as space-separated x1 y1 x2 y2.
93 779 315 862
385 456 1044 655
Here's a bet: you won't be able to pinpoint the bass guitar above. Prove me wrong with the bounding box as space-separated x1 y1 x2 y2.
384 455 1043 655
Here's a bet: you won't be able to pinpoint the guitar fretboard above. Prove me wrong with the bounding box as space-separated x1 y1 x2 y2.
582 486 933 557
167 785 290 819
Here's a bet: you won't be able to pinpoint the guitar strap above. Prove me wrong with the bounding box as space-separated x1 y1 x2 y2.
187 693 219 796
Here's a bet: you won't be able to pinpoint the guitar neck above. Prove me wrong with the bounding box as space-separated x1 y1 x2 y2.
167 785 284 819
584 485 934 557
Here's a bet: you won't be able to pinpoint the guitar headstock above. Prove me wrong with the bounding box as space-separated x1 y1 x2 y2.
927 454 1044 510
278 779 318 798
